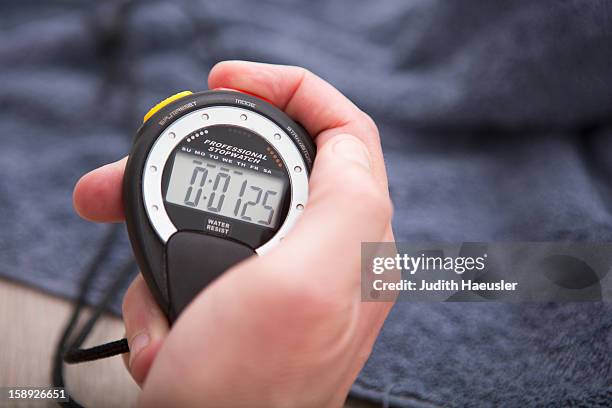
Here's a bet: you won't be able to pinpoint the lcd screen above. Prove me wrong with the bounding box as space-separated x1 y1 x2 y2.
165 151 287 228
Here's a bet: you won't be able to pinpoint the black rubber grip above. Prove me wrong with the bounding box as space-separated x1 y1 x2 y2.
166 231 255 321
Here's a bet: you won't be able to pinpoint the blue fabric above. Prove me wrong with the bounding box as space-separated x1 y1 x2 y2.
1 1 611 406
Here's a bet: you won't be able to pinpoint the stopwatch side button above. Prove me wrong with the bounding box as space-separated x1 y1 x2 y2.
166 232 255 320
143 91 193 123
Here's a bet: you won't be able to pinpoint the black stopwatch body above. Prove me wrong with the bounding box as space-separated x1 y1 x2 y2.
124 91 315 322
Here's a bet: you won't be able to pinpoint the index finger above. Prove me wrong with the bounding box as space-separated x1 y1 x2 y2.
208 61 388 188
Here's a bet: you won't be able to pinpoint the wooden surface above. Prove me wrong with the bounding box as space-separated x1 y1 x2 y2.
0 279 377 408
0 279 139 407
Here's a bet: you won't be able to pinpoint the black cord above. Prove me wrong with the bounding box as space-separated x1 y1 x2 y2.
63 339 129 364
52 225 117 407
51 224 136 407
65 258 135 353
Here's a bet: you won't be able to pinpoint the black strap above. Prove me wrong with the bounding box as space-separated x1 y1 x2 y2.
64 339 129 364
52 225 136 407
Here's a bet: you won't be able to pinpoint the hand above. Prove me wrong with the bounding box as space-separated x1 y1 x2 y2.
73 61 395 407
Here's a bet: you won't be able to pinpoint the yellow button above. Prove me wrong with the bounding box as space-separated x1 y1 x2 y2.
143 91 193 123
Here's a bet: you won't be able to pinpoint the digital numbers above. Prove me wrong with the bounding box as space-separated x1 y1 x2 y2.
207 168 230 212
233 180 248 217
183 161 207 207
181 159 279 226
239 186 261 222
261 190 277 225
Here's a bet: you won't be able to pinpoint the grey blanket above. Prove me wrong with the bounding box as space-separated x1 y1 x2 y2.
1 1 611 406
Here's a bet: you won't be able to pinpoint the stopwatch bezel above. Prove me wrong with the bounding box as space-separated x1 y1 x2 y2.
142 105 309 255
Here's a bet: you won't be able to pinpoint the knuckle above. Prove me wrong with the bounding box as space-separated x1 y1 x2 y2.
296 66 314 79
361 111 379 134
290 66 313 84
358 111 380 141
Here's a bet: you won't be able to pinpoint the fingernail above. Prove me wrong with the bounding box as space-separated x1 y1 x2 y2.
128 332 150 368
333 136 371 169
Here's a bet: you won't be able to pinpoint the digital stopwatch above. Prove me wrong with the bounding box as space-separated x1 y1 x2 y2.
124 90 315 321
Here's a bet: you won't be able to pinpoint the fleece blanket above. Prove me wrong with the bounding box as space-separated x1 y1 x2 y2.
1 1 611 406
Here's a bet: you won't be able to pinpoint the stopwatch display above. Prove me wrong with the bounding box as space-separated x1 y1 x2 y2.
166 150 286 228
165 126 288 226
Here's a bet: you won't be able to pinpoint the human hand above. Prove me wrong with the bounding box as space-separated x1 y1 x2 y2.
73 61 395 407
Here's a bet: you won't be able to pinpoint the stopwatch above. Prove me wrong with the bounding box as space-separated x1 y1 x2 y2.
124 90 315 321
